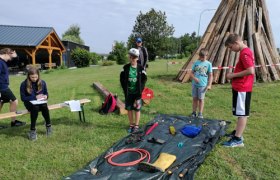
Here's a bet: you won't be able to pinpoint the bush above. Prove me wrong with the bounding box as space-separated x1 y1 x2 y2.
90 52 101 65
71 48 91 68
101 61 114 66
109 41 127 65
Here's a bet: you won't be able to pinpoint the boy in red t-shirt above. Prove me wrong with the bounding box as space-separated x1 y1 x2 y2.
222 34 255 147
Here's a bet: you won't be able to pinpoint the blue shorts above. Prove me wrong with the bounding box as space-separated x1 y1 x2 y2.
192 85 207 100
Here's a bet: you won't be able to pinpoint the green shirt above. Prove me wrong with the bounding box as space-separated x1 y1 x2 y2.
128 66 137 94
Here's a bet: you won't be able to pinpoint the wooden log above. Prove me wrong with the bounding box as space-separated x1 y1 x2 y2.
261 28 280 76
260 33 280 80
93 82 127 115
213 33 230 83
234 0 245 34
247 2 254 51
257 7 263 33
252 33 268 82
221 48 231 84
239 3 248 37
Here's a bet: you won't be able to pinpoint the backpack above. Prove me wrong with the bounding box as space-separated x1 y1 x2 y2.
99 93 117 114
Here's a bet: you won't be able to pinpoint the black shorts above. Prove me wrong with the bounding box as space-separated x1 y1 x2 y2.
0 88 17 103
232 89 251 117
125 94 142 111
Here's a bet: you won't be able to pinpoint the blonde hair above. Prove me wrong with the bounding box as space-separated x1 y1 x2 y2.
199 48 208 58
26 67 42 94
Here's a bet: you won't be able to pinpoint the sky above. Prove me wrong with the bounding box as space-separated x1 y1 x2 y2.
1 0 279 54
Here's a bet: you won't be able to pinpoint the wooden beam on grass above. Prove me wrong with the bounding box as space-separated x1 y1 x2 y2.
93 82 127 115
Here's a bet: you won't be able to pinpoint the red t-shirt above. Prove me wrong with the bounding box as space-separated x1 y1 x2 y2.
232 48 255 92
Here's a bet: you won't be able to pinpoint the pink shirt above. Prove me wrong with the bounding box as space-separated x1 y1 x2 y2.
232 48 255 92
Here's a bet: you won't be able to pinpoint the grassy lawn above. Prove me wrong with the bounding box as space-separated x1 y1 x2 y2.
0 59 279 179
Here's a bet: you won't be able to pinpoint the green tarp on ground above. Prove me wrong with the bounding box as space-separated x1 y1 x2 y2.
64 114 229 180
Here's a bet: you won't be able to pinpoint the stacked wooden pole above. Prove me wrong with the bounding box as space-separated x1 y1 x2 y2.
176 0 280 83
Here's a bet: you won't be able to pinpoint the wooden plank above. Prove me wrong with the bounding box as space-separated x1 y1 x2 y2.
0 99 91 120
92 82 127 115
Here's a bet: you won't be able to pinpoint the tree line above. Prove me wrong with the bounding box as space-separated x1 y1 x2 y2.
62 8 200 66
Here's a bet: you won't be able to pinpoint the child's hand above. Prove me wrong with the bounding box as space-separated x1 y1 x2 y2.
206 85 212 90
226 73 234 80
194 78 200 83
36 94 47 100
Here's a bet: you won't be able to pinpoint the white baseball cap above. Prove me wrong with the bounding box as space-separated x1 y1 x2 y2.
128 48 139 57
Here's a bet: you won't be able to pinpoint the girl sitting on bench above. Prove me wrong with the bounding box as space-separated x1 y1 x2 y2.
20 67 52 141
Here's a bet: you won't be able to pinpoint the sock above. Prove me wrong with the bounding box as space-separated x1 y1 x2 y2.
233 136 241 141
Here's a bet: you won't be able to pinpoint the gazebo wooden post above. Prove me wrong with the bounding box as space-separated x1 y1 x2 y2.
48 49 53 69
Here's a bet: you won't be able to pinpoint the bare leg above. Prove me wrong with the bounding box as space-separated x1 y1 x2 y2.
10 100 18 121
192 97 198 112
198 99 204 114
128 110 134 125
135 111 140 126
235 117 247 137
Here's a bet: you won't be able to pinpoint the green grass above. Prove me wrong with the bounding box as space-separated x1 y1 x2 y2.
0 59 279 179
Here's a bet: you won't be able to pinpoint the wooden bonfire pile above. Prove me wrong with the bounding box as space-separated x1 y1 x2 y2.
176 0 280 83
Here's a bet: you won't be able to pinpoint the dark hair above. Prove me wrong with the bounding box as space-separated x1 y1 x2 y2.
26 67 42 94
225 33 241 46
199 48 208 58
0 48 13 55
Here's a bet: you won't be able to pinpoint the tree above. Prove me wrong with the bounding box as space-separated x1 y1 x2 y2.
109 41 127 65
62 24 85 45
128 8 174 61
179 32 199 57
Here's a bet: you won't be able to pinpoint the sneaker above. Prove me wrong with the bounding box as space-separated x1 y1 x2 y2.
128 126 134 133
197 114 203 118
28 130 37 141
46 126 52 136
222 138 244 147
132 126 139 133
190 112 196 118
11 120 26 127
225 130 244 141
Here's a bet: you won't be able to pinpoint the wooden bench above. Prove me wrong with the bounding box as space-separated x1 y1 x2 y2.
44 63 56 69
0 99 91 122
26 64 42 71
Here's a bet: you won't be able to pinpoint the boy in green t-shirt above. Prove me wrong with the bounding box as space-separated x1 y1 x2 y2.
120 48 147 133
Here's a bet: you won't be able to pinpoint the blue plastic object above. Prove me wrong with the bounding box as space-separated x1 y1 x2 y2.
180 125 202 138
177 142 184 148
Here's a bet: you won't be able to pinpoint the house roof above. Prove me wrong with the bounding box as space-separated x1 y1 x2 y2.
0 25 56 47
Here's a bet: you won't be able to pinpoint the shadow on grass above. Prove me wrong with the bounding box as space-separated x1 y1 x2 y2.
0 117 88 138
150 74 177 82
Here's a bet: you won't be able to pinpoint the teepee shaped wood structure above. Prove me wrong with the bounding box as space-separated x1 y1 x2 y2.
176 0 280 83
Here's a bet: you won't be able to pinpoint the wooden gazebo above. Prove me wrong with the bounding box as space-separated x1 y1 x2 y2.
0 25 65 69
